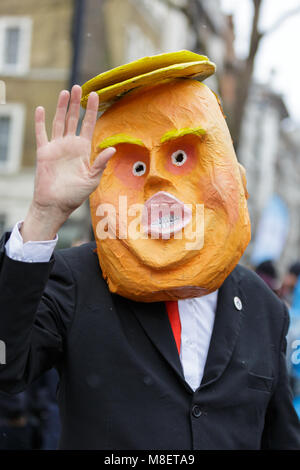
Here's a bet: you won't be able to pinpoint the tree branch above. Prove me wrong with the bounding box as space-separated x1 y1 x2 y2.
247 0 263 61
160 0 189 17
263 5 300 36
159 0 206 52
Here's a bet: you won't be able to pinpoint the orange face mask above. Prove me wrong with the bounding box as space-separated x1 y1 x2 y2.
89 79 251 302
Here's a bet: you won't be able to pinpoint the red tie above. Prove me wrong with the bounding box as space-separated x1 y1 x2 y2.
165 301 181 354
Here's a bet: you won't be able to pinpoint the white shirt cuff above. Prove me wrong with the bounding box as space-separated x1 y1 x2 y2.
5 221 58 263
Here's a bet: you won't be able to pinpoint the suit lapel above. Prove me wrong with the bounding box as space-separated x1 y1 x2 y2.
127 266 244 393
200 267 244 389
128 299 187 385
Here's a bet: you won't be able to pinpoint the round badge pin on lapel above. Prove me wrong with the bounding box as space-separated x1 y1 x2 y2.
234 296 242 310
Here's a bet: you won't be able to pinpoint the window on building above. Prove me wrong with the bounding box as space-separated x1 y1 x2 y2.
57 218 90 249
0 116 10 163
125 24 158 63
5 26 20 65
0 80 6 104
0 17 32 76
0 103 25 173
0 214 6 237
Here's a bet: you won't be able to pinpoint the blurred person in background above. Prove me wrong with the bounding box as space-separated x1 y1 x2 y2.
31 369 60 450
280 262 300 306
285 264 300 411
0 369 60 449
0 390 34 450
255 260 280 295
254 260 300 416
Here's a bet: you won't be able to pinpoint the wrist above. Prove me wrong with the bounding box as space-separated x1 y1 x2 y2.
21 202 69 242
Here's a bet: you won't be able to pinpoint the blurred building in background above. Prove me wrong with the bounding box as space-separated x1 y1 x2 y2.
218 4 300 271
0 0 89 247
238 81 300 270
1 0 300 271
276 124 300 269
75 0 193 85
74 0 228 96
239 82 289 228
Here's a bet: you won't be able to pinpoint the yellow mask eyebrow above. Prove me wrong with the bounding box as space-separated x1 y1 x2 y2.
160 127 206 144
97 133 145 150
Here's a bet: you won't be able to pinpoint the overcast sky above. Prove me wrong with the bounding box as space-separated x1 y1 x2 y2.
220 0 300 124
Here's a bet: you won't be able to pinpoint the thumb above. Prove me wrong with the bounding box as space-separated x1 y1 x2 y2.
90 147 116 177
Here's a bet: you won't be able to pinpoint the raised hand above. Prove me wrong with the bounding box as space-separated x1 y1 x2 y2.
22 85 115 242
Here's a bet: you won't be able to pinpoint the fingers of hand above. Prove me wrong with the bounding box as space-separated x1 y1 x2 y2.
51 90 70 140
80 92 99 141
64 85 82 135
35 106 49 149
90 147 116 177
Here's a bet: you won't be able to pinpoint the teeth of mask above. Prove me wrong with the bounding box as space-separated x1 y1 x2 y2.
151 215 181 228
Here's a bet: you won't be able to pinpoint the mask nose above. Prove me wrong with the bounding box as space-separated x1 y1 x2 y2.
144 152 173 195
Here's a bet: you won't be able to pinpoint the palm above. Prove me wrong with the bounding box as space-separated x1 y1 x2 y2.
34 86 115 215
36 136 94 212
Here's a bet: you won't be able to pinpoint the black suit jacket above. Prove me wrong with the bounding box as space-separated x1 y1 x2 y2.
0 232 300 450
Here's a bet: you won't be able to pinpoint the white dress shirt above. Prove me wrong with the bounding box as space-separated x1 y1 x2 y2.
6 221 58 263
5 221 217 391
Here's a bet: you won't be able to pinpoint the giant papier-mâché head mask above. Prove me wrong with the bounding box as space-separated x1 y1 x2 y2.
81 51 251 302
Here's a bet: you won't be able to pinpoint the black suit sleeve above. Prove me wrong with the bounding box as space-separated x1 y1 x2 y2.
261 304 300 449
0 233 75 394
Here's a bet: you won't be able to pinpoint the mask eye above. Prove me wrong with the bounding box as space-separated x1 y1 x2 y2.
132 161 146 176
171 150 187 166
